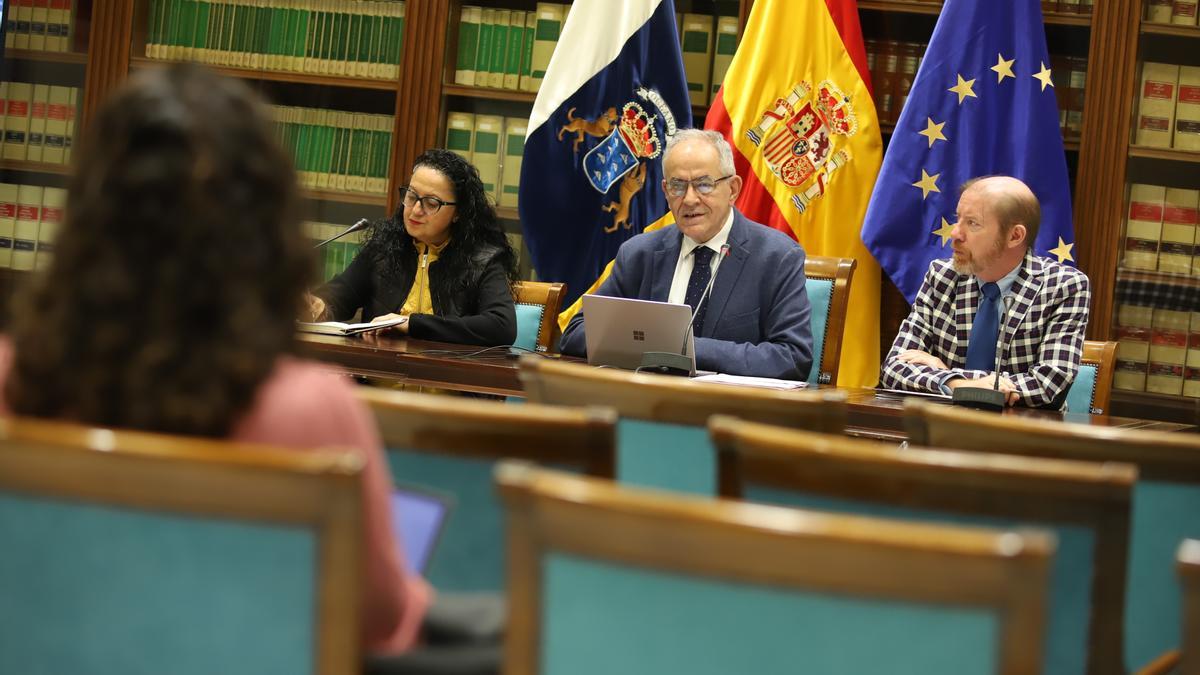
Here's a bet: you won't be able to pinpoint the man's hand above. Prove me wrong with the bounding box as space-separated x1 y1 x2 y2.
895 349 949 370
947 374 1020 407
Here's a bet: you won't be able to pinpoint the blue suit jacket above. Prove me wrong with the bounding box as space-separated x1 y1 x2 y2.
559 210 813 380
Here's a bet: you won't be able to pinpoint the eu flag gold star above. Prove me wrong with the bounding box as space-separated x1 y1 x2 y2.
918 118 948 148
912 170 941 200
1049 237 1074 263
948 74 977 104
933 217 955 246
991 53 1015 83
1033 62 1055 91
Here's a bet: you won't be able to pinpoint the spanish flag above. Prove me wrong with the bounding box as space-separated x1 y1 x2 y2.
704 0 883 387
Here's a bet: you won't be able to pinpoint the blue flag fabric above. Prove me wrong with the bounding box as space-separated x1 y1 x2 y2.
860 0 1076 303
519 0 691 307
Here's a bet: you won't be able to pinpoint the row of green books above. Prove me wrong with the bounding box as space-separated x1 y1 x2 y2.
306 220 365 282
444 111 527 209
454 3 567 93
271 106 393 196
0 81 79 165
6 0 74 52
0 183 65 271
679 13 739 107
145 0 406 80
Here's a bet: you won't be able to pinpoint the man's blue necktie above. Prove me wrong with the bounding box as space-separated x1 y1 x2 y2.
684 246 714 336
965 281 1001 371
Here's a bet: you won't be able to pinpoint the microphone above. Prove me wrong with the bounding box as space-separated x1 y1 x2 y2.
313 218 370 249
639 243 731 377
952 294 1014 411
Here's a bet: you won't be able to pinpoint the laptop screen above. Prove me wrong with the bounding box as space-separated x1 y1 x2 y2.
389 486 453 575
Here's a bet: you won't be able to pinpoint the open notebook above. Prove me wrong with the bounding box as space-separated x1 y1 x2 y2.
298 316 406 336
388 484 454 575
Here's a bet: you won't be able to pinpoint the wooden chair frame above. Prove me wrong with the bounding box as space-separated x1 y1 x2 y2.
712 415 1137 675
1082 339 1117 416
357 387 617 477
514 280 567 354
519 357 847 432
497 461 1054 675
0 417 363 674
803 255 856 386
903 398 1200 483
1180 540 1200 675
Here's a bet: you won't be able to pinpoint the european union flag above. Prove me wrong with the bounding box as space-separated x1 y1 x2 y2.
860 0 1076 302
519 0 691 307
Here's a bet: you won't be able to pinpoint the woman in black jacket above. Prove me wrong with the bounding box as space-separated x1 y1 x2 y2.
309 148 519 346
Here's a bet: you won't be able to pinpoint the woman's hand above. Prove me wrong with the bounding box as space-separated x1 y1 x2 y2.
304 293 327 322
360 313 409 343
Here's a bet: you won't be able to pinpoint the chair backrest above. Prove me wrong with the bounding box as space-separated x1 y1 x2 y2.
1180 540 1200 675
0 417 362 675
803 255 856 386
513 281 567 354
712 415 1137 675
358 387 617 590
497 460 1053 675
1064 340 1117 415
905 398 1200 672
519 357 846 494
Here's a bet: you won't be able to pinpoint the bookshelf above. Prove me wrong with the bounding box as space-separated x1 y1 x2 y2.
0 0 1190 419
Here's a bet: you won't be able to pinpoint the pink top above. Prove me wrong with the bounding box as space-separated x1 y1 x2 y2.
0 340 431 654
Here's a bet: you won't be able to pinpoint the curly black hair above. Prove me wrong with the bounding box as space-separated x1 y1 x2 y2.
363 148 519 296
5 63 313 437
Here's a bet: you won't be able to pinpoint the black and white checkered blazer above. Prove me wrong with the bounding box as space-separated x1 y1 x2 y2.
881 253 1091 408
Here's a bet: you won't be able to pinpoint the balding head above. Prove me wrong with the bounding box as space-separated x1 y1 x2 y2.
961 176 1041 249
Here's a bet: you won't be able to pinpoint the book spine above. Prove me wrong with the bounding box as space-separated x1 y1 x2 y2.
1187 313 1200 398
1171 0 1198 24
1124 183 1166 270
1147 0 1175 22
12 184 41 271
1148 309 1191 395
1135 62 1179 148
1115 304 1155 391
34 185 64 269
710 16 738 98
1175 66 1200 151
3 82 31 161
529 3 562 92
0 183 17 269
518 11 536 92
499 118 527 209
444 111 475 162
473 114 502 204
680 14 713 107
456 6 482 86
25 83 48 163
503 9 522 90
1159 188 1199 273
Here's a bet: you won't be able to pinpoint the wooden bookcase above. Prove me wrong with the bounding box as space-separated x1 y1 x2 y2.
5 0 1195 421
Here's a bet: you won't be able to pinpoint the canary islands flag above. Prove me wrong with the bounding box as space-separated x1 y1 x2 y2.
861 0 1077 303
520 0 691 312
704 0 884 387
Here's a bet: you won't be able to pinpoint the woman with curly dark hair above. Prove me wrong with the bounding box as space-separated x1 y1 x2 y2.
308 148 520 346
0 64 430 654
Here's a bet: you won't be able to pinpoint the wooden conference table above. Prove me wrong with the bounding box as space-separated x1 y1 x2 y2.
297 333 1194 439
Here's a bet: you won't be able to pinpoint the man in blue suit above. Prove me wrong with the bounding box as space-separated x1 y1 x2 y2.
559 129 813 380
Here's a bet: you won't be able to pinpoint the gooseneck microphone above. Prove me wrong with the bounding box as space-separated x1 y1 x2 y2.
314 218 370 249
639 243 731 377
952 295 1015 411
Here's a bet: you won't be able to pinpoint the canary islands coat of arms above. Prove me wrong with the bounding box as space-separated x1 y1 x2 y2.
556 87 678 233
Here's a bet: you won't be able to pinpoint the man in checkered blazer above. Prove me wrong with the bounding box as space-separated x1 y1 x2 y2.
880 176 1090 408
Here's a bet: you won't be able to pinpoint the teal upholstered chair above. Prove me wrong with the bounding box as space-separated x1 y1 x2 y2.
1063 340 1117 416
511 281 566 354
496 460 1053 675
519 357 845 496
357 387 615 591
905 398 1200 674
0 417 362 675
713 415 1136 675
1178 540 1200 675
802 255 856 386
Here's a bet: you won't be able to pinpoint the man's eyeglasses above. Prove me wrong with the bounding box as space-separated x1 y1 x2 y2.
664 175 734 198
400 187 456 214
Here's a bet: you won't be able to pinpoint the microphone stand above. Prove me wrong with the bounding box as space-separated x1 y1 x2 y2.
314 218 370 249
639 244 731 376
952 295 1015 411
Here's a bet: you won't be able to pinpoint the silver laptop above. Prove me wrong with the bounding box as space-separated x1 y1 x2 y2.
582 295 696 374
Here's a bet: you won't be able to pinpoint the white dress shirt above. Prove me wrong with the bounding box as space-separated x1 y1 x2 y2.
667 209 735 306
